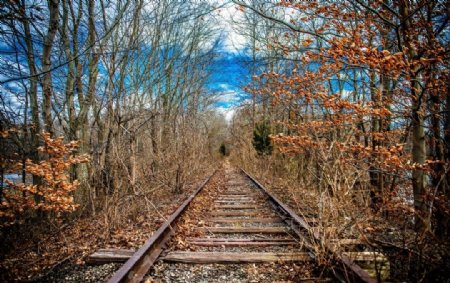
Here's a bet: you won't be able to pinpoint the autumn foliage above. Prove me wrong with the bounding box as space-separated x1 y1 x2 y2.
241 0 448 235
229 1 449 279
0 132 89 225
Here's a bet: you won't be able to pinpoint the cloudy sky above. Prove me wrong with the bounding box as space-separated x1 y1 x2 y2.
208 2 251 121
0 1 251 122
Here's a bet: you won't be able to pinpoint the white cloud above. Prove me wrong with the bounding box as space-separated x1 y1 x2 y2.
214 83 245 105
216 106 236 122
225 108 236 121
218 90 241 103
217 83 230 90
214 2 247 53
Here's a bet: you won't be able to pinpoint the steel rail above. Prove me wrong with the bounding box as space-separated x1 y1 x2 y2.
241 168 376 283
107 171 216 283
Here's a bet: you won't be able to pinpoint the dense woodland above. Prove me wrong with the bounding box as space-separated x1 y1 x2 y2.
0 0 449 282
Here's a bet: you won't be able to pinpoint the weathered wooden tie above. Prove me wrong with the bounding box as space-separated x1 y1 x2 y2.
87 249 135 264
214 200 257 203
214 204 260 209
162 251 313 263
208 217 282 223
216 197 258 201
210 211 262 217
186 237 295 242
188 240 297 247
198 226 287 233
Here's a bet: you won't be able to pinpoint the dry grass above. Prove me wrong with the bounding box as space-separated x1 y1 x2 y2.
229 138 449 281
0 169 213 281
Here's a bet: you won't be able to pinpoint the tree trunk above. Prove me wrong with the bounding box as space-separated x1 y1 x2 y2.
21 2 41 185
411 92 427 232
129 132 137 187
435 84 450 238
41 0 60 134
369 70 383 210
399 1 428 233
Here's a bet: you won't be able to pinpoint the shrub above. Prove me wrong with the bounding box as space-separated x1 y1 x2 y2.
252 121 273 155
0 132 89 226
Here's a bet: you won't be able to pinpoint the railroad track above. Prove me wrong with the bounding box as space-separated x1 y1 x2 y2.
102 166 388 282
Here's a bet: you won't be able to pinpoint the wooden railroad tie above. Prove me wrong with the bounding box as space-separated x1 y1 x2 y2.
214 200 257 203
214 204 260 209
208 217 282 223
87 249 135 264
198 226 287 233
87 248 385 266
161 251 313 263
217 197 259 200
186 237 295 242
188 240 297 247
210 211 263 217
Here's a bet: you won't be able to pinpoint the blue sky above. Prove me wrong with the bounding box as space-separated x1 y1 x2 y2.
0 2 251 122
208 53 251 111
207 3 252 121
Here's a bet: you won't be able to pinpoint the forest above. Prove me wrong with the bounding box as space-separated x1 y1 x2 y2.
0 0 448 282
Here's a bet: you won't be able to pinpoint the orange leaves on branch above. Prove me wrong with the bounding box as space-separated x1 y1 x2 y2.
0 128 16 138
241 0 447 191
236 5 245 12
0 132 90 226
302 38 313 47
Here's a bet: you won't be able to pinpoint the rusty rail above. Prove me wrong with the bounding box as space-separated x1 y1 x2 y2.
107 172 215 283
241 168 376 283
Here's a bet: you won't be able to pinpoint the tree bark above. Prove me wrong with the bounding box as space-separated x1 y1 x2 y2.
398 0 428 233
21 1 41 185
41 0 60 134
